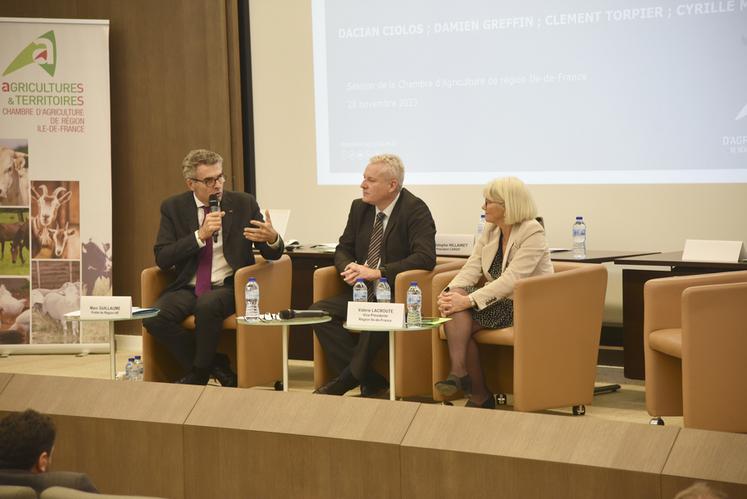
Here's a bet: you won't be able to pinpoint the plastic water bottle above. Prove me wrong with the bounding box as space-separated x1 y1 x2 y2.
406 281 422 326
245 277 260 320
353 278 368 302
375 277 391 303
133 355 143 381
475 213 486 244
572 216 587 259
125 357 135 381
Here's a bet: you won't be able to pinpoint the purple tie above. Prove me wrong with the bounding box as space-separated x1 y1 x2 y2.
195 206 213 296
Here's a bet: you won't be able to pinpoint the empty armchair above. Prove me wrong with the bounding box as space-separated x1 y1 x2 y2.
431 261 608 413
312 257 465 397
141 255 291 387
644 270 747 431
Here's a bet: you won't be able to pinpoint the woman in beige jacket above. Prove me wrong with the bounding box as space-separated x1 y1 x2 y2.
436 177 553 408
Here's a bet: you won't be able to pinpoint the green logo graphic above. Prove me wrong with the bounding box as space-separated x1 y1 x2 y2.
2 30 57 77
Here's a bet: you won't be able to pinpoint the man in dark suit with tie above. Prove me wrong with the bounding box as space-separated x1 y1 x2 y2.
311 154 436 396
143 149 284 386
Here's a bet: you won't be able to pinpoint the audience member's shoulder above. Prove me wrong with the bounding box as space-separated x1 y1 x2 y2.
40 471 98 493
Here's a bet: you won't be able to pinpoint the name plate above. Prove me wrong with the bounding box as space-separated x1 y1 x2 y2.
436 233 474 256
682 239 746 263
347 302 405 329
80 296 132 319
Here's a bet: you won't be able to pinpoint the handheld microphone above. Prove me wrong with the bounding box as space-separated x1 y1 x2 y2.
208 194 220 243
278 309 330 320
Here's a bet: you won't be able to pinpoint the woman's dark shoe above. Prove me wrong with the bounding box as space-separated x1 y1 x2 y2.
465 394 496 409
434 373 472 397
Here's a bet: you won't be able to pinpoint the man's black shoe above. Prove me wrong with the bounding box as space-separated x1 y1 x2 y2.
175 369 210 385
360 372 389 398
211 364 238 387
313 370 359 396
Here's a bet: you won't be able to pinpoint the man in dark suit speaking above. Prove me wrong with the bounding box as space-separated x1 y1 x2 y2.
143 149 284 386
311 154 436 396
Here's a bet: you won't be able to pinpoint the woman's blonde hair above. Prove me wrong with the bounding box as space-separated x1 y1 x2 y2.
482 176 538 225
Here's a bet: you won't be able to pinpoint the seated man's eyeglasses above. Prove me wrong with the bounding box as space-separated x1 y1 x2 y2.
190 173 226 188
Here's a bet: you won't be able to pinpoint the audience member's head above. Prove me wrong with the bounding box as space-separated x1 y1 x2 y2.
0 409 56 473
674 482 727 499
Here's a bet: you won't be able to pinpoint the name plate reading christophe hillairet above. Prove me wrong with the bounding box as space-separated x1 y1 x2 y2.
79 296 133 320
346 302 405 330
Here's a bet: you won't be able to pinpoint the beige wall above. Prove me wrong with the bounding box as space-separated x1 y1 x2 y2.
249 0 747 322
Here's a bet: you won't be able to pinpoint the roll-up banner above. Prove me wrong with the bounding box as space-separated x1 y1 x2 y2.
0 18 112 353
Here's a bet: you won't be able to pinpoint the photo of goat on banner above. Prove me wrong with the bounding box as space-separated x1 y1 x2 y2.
30 180 80 260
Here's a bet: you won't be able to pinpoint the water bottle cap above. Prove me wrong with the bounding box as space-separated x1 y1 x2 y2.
356 278 364 282
135 355 141 359
410 281 418 286
480 213 485 219
128 357 135 361
248 277 256 282
379 277 388 282
576 216 583 220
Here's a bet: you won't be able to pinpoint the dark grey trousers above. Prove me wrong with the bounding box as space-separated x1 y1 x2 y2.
310 290 387 382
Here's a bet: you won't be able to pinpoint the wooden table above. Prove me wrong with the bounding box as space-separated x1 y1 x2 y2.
550 250 659 263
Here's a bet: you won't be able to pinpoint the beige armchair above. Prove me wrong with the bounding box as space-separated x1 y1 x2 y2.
312 257 465 397
643 270 747 431
141 255 292 387
431 261 608 413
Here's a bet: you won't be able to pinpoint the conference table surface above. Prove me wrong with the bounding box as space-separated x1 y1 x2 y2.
614 251 747 270
550 249 659 263
289 247 661 263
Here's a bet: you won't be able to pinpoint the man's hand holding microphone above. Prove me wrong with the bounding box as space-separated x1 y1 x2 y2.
198 194 224 242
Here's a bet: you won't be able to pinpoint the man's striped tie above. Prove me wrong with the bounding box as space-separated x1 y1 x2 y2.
364 212 386 300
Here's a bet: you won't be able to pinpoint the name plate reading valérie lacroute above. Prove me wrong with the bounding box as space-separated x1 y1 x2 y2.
347 302 405 329
80 296 132 320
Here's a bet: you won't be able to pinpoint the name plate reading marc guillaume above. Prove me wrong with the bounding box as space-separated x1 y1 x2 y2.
346 302 405 329
79 296 133 319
